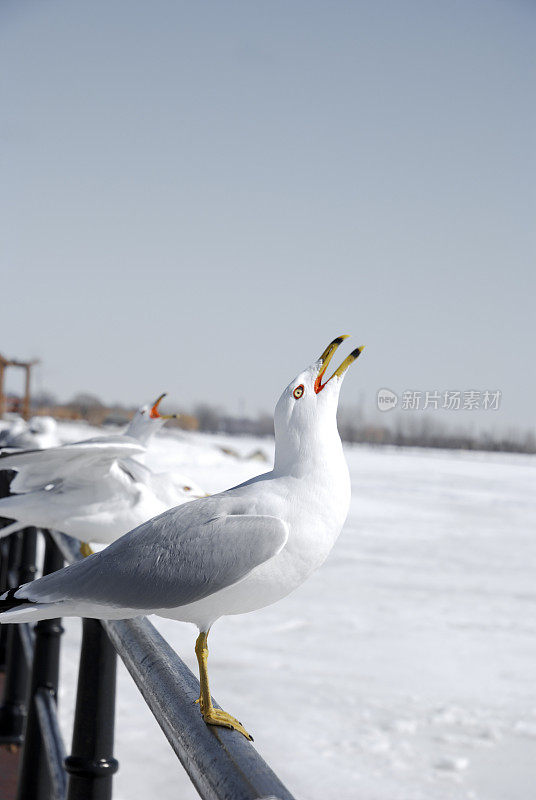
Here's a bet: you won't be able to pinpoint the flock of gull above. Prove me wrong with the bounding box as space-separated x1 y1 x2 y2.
0 393 206 550
0 336 364 739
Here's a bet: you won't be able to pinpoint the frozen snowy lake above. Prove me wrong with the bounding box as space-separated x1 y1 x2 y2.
52 425 536 800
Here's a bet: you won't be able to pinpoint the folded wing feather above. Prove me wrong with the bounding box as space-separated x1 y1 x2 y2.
13 497 289 612
0 437 147 493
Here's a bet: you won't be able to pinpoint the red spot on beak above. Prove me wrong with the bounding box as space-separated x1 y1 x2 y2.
314 368 327 394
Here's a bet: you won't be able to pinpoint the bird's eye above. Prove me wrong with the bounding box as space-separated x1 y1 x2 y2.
293 385 304 399
183 486 191 492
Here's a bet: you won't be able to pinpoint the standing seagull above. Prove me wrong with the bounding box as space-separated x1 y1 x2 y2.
0 337 364 739
0 394 205 552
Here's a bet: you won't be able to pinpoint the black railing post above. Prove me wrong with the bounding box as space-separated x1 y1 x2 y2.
0 530 22 671
0 468 16 668
65 618 118 800
0 537 12 669
16 531 65 800
0 528 37 745
0 537 10 594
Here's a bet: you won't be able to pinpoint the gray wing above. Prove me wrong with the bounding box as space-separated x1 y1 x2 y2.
0 437 146 493
18 496 289 610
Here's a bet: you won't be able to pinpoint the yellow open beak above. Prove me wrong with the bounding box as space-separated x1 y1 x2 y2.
150 393 178 420
314 336 365 394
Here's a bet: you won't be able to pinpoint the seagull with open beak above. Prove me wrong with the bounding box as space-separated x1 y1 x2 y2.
0 337 364 739
123 392 178 445
0 393 206 554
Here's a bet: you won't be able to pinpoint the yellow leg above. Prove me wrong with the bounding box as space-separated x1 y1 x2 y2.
194 631 253 741
80 542 94 558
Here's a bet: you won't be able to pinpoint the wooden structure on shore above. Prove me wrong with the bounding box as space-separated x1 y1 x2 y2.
0 355 39 420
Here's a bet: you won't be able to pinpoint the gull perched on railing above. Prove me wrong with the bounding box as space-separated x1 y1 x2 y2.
0 337 364 739
0 394 205 553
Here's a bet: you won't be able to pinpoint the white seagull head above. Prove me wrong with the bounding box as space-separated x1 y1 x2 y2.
125 393 178 445
274 336 364 470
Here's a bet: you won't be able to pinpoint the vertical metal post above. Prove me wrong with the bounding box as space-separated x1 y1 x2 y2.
0 536 10 595
0 538 10 670
65 619 118 800
17 531 65 800
23 364 31 421
0 531 18 672
0 529 37 744
0 469 17 669
15 527 38 587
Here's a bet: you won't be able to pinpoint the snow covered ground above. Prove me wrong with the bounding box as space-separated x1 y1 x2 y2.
31 422 536 799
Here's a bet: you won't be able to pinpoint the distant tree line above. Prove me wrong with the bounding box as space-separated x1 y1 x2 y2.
337 411 536 454
192 403 536 454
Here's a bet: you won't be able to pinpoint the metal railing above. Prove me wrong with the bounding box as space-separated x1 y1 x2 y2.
0 476 296 800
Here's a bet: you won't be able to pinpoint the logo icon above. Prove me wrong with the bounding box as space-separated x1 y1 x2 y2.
377 388 398 411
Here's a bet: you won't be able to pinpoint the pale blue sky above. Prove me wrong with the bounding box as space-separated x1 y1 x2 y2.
1 0 534 431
